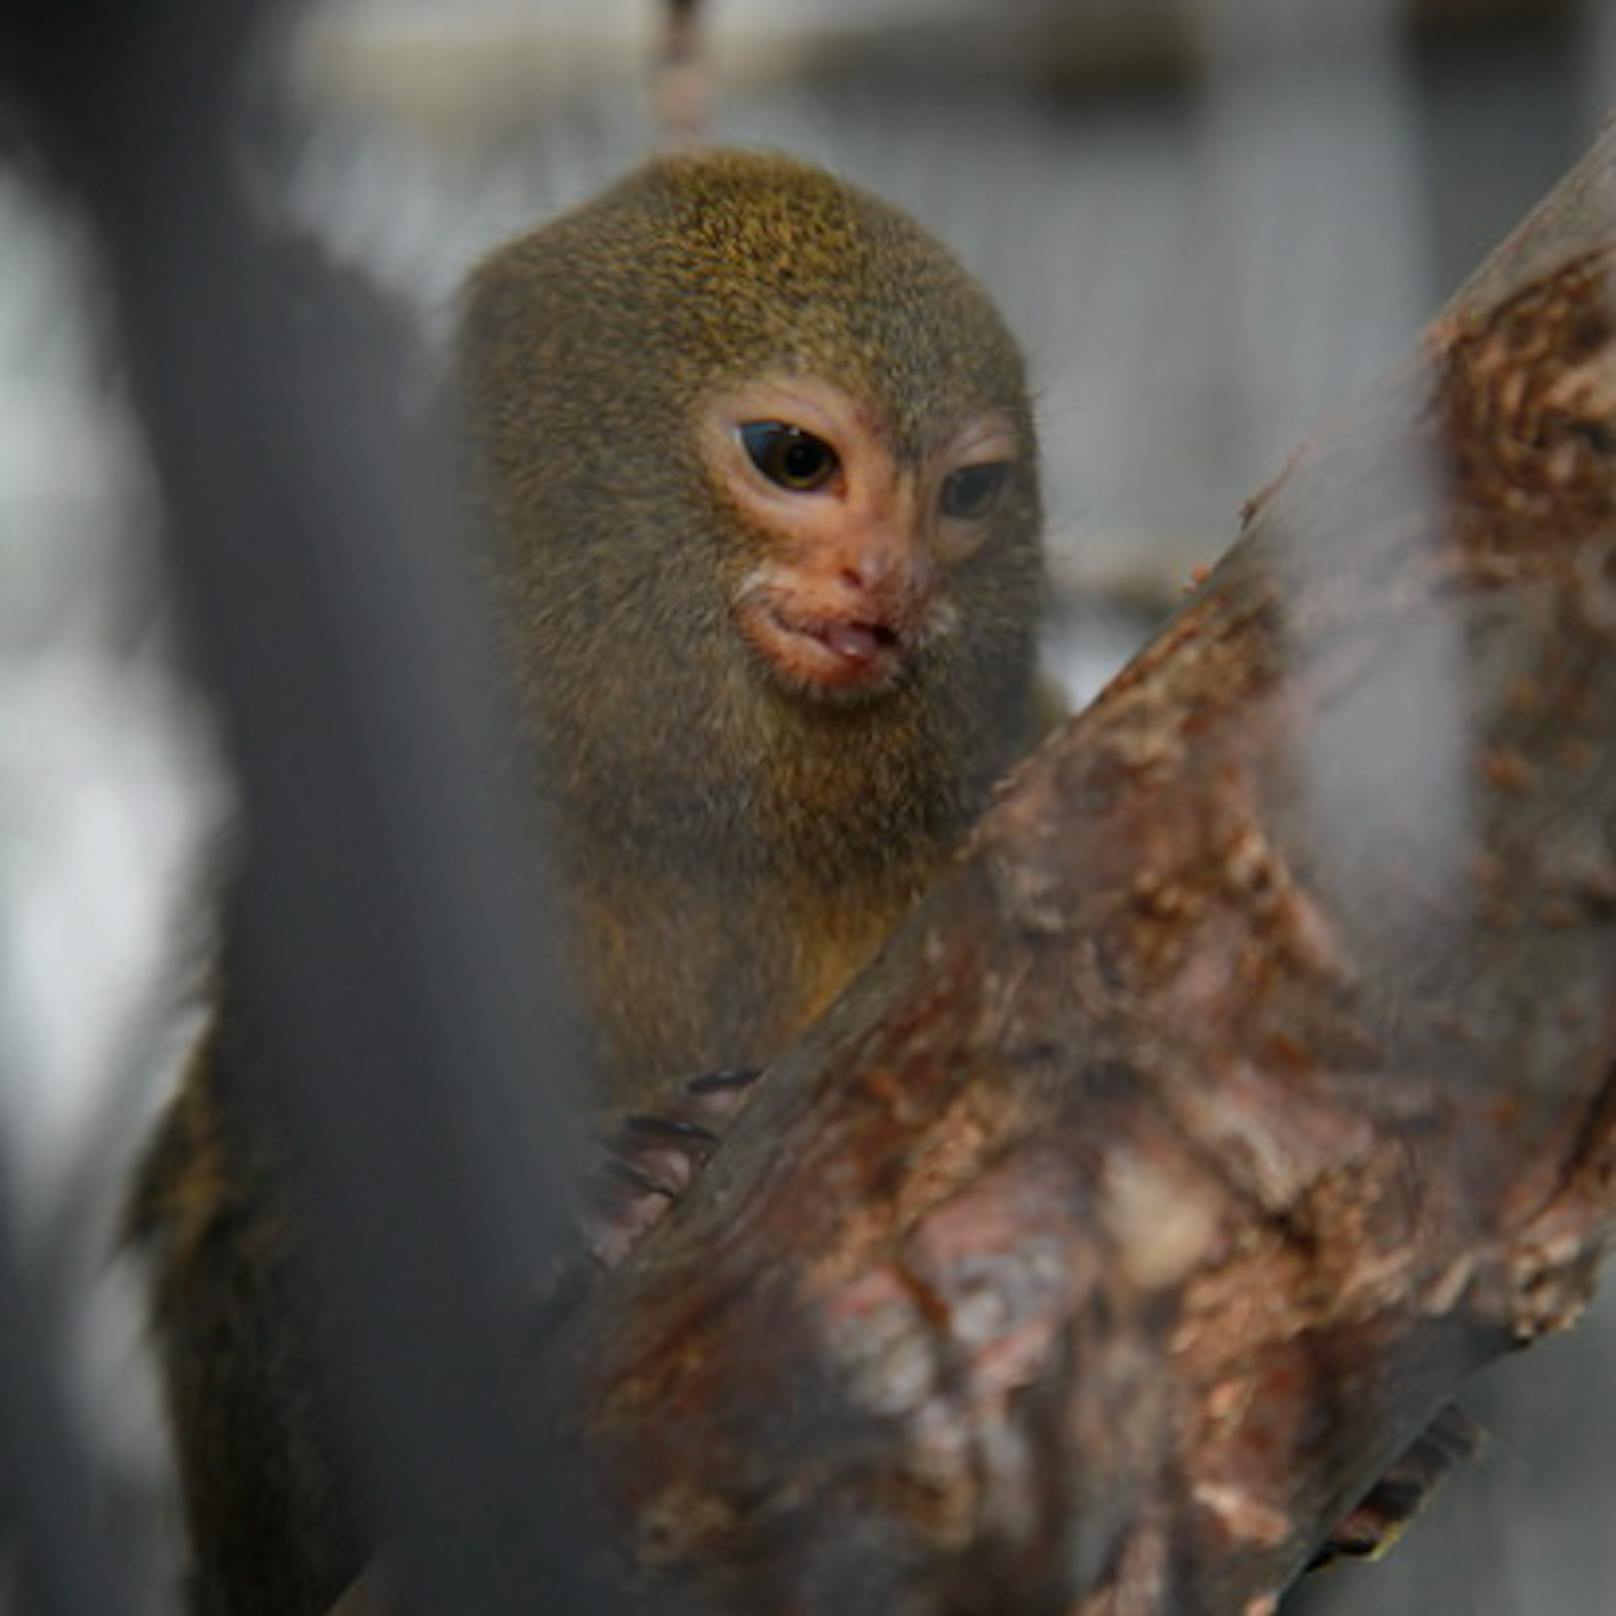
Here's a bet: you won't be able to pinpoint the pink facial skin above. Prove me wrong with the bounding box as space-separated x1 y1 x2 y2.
702 376 1018 697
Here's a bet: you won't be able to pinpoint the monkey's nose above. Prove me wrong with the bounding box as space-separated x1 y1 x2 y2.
836 544 893 597
835 541 934 627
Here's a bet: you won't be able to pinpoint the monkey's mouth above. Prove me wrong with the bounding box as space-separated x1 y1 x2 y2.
738 594 906 695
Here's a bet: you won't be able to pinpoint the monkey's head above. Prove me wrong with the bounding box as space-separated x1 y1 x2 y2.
460 149 1042 845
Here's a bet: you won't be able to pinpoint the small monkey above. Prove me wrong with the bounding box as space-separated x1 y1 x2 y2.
130 149 1046 1615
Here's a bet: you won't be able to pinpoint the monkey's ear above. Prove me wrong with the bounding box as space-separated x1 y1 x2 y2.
455 258 521 364
454 257 558 450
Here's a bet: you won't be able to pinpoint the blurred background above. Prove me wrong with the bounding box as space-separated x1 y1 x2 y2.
1 0 1613 1611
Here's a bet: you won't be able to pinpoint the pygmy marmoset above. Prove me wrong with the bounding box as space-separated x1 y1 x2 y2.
129 148 1047 1616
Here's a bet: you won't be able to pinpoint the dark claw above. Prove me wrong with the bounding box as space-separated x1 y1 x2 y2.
683 1066 763 1124
620 1113 720 1147
685 1066 762 1095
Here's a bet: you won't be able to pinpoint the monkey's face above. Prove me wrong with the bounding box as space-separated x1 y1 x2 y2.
700 373 1027 704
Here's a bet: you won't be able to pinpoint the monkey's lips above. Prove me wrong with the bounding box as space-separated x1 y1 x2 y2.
739 596 906 694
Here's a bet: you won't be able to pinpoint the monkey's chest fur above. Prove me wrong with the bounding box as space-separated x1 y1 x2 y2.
534 633 1018 1111
560 805 943 1111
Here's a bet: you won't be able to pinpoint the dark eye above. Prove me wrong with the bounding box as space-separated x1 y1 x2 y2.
740 422 840 491
939 462 1011 519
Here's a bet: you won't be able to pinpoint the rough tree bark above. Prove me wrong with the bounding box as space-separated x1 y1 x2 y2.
540 127 1616 1615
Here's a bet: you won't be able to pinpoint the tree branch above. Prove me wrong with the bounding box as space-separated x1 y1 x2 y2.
551 125 1616 1616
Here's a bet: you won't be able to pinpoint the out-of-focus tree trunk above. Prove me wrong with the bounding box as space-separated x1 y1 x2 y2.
547 124 1616 1616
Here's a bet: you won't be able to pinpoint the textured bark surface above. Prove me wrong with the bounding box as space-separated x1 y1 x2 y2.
546 126 1616 1615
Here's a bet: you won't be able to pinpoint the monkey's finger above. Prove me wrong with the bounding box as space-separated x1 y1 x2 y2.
683 1065 763 1123
684 1066 762 1094
579 1159 687 1268
619 1113 720 1148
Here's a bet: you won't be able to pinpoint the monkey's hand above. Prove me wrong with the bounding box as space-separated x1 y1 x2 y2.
584 1067 761 1269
